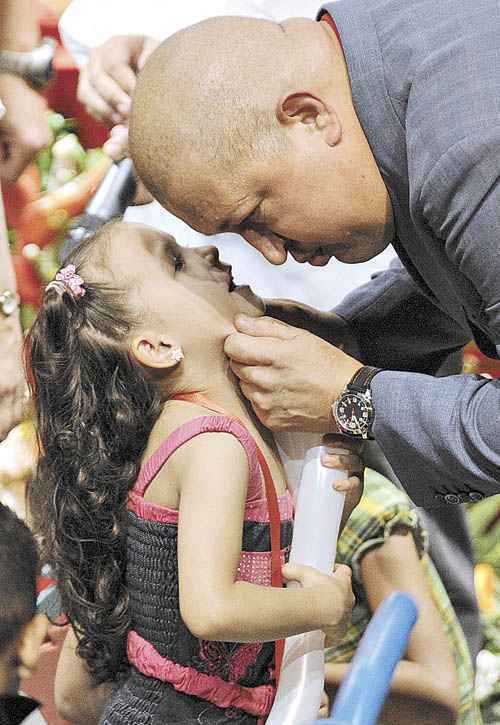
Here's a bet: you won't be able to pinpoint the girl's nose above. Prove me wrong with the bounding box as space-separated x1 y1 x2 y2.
197 245 220 265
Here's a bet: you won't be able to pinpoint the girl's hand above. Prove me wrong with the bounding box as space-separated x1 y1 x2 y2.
321 434 364 529
282 562 354 649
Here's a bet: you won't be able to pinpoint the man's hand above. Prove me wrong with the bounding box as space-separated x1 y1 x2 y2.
78 35 159 127
224 314 363 432
0 316 27 440
265 298 361 357
321 434 364 530
318 690 330 719
0 75 52 182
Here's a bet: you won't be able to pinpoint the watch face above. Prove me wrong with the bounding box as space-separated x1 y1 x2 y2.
335 392 371 436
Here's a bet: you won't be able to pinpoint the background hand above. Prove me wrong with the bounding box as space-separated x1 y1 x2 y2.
224 314 363 432
77 35 159 127
0 75 52 182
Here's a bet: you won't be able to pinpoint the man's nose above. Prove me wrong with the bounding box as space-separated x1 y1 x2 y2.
197 245 220 264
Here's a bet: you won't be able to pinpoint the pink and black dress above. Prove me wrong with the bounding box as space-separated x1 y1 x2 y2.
100 411 293 724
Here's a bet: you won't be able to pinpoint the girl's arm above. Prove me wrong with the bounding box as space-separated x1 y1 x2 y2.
325 530 460 724
173 431 354 644
54 626 113 725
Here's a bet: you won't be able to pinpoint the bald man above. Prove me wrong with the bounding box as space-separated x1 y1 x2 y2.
130 1 500 512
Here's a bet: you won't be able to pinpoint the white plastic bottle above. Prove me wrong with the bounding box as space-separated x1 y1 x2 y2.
267 432 347 725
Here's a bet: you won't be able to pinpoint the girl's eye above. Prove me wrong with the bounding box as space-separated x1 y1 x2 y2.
174 254 184 272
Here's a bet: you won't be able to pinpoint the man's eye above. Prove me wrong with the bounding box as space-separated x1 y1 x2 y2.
174 254 184 272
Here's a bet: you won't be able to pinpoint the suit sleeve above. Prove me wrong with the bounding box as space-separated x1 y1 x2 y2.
334 257 470 375
355 137 500 507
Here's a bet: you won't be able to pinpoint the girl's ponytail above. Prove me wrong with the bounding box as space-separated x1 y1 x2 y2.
26 233 162 682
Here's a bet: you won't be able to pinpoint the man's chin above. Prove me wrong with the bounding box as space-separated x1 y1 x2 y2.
329 245 382 264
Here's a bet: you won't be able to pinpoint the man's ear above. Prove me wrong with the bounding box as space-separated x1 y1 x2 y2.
277 91 341 146
130 331 184 370
16 614 48 681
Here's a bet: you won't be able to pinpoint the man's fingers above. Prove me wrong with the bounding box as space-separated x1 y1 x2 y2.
229 360 269 386
224 331 277 365
321 453 363 472
333 475 362 493
234 314 296 340
322 433 363 455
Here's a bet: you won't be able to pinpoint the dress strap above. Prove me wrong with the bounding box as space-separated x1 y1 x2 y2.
134 415 261 499
171 392 285 680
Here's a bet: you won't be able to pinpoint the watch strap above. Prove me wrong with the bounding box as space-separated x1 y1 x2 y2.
347 366 382 393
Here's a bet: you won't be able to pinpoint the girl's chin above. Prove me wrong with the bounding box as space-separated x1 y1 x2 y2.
231 285 265 314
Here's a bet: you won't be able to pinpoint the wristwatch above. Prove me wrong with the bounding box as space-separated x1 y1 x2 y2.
0 289 20 316
331 366 382 439
0 38 56 89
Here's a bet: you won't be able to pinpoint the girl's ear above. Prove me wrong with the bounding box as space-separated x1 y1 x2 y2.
130 331 184 370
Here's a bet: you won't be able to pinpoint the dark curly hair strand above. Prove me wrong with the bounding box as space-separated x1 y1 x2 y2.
26 227 162 683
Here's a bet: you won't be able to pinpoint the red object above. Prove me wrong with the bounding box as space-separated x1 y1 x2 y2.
3 164 41 228
36 574 56 594
12 254 42 306
319 9 345 53
16 156 111 249
463 341 500 378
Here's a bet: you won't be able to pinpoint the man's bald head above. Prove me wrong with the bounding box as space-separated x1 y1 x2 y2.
129 16 328 226
129 15 392 267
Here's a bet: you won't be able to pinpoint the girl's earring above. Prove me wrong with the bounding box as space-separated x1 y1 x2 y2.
170 346 184 363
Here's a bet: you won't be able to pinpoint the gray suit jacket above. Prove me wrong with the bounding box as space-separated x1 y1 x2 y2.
321 0 500 507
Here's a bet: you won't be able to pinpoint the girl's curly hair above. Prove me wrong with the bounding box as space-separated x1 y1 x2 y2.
26 226 162 683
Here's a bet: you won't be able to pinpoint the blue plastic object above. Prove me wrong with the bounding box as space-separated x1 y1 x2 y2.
318 591 418 725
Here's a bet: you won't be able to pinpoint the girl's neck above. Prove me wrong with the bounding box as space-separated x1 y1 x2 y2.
168 359 273 445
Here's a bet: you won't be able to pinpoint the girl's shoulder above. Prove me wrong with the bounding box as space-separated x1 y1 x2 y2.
139 402 259 509
145 400 258 461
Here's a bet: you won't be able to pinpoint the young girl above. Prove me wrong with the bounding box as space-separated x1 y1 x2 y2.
26 221 358 724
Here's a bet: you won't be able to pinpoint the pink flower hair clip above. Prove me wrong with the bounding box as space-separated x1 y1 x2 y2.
46 264 86 299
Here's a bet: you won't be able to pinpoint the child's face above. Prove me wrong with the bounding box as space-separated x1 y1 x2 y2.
104 222 264 346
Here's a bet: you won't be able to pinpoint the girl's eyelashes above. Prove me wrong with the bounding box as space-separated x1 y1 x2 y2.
174 253 184 272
